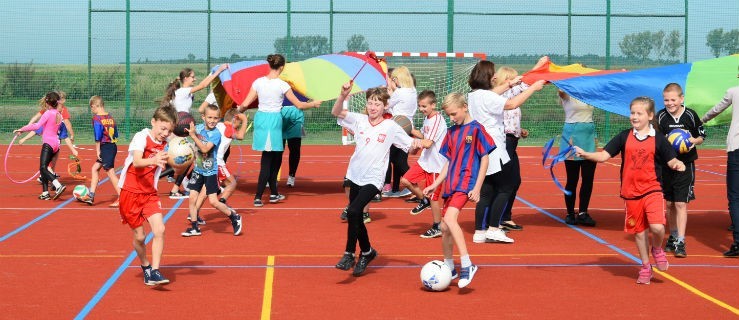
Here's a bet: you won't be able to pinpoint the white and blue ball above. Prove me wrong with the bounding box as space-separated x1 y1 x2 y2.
420 260 452 291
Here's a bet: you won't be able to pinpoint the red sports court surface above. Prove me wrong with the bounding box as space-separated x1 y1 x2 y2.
0 144 737 319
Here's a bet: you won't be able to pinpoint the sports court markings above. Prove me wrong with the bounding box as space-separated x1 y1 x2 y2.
516 195 739 316
74 198 185 320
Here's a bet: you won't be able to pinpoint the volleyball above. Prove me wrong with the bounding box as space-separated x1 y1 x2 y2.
167 136 195 171
420 260 452 291
173 111 194 137
667 129 693 154
72 185 89 200
392 115 413 135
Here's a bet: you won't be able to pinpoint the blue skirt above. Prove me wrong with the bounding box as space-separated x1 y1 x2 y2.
561 122 596 161
253 111 283 152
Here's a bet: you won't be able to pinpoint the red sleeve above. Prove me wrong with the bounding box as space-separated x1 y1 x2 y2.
224 123 234 139
61 107 70 120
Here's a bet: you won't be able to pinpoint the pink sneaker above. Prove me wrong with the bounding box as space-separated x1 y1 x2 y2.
651 247 669 271
636 264 653 284
382 184 391 193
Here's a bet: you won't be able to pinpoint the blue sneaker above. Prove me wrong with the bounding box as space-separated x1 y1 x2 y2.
458 265 478 288
148 269 170 285
450 268 458 280
142 265 152 285
230 212 243 236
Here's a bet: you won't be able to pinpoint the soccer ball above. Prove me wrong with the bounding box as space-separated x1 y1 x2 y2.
167 136 195 171
420 260 452 291
667 129 693 154
72 185 89 200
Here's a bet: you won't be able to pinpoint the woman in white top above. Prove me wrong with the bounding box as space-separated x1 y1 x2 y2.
238 54 320 207
467 60 544 244
559 90 597 227
164 65 228 199
382 66 417 197
331 81 418 276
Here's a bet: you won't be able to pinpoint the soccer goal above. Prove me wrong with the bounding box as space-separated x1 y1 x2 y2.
342 51 486 145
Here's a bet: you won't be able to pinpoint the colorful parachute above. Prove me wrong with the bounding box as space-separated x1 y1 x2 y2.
211 52 388 115
522 55 739 125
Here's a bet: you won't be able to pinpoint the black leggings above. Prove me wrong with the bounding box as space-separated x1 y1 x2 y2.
475 160 519 230
502 135 521 222
280 138 301 177
39 144 58 192
255 151 281 198
384 146 409 192
345 181 379 253
564 159 597 214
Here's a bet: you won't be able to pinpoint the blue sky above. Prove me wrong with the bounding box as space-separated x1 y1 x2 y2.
1 0 737 64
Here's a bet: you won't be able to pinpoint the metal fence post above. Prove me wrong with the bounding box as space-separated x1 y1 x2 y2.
125 0 131 140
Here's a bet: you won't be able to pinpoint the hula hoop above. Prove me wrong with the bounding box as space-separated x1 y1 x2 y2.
4 134 41 184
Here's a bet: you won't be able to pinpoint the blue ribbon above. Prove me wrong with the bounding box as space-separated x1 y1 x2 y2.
541 138 574 196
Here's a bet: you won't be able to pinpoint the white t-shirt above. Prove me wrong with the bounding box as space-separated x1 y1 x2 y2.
215 122 234 166
417 113 447 173
560 96 594 123
388 87 418 122
467 89 510 174
205 91 218 106
172 88 194 113
253 77 291 113
338 112 414 190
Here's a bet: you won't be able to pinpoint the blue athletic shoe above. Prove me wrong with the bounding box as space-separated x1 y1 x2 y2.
458 265 478 288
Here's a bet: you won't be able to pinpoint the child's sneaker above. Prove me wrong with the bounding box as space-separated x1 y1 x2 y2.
674 240 687 258
651 246 669 271
458 265 478 288
287 175 295 187
166 176 176 183
420 227 442 238
186 215 206 225
230 211 243 236
38 192 51 200
108 198 119 208
450 268 458 280
335 253 356 270
269 194 285 203
78 194 93 205
410 197 431 215
181 227 202 237
148 269 170 285
141 265 152 285
636 264 653 284
169 192 188 199
472 232 486 243
382 183 391 193
362 212 371 224
352 249 377 276
665 235 677 252
340 207 348 222
371 193 382 202
253 199 264 207
52 184 66 200
485 228 514 243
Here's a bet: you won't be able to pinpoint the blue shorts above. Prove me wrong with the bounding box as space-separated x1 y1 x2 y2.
97 143 117 170
188 172 220 195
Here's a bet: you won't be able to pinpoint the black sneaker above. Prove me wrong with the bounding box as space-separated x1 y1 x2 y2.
362 212 371 224
254 199 264 207
186 215 206 225
335 253 355 270
38 192 51 200
269 194 285 203
230 212 243 236
340 207 348 222
181 227 202 237
565 213 577 225
576 212 596 227
410 197 431 215
405 196 422 203
52 184 67 200
500 222 524 231
724 243 739 257
142 265 152 285
674 240 687 258
665 235 677 252
371 194 382 202
420 227 442 238
352 249 377 276
148 269 170 285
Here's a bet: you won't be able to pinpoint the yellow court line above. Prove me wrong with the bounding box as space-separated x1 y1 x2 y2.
654 268 739 316
261 255 275 320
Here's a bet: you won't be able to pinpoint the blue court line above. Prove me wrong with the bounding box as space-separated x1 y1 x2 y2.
515 196 642 264
697 168 726 176
0 173 119 243
129 263 739 269
74 198 184 320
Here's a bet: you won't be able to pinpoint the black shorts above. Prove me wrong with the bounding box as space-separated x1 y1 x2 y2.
188 172 220 195
662 162 695 202
343 177 351 188
97 143 118 170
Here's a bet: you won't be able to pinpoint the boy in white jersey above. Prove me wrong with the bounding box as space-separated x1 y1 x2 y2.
215 108 248 205
400 90 447 238
181 104 243 237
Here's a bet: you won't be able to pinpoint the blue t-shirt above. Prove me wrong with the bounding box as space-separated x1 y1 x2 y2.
193 123 221 176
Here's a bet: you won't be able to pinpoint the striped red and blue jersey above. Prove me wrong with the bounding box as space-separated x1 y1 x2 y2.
439 120 496 198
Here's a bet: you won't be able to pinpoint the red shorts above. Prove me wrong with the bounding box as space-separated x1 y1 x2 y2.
217 165 231 185
442 192 469 217
119 189 162 229
623 192 665 234
402 163 441 201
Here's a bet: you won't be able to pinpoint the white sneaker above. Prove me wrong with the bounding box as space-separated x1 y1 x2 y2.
472 232 486 243
485 228 514 243
287 176 295 187
395 188 412 197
